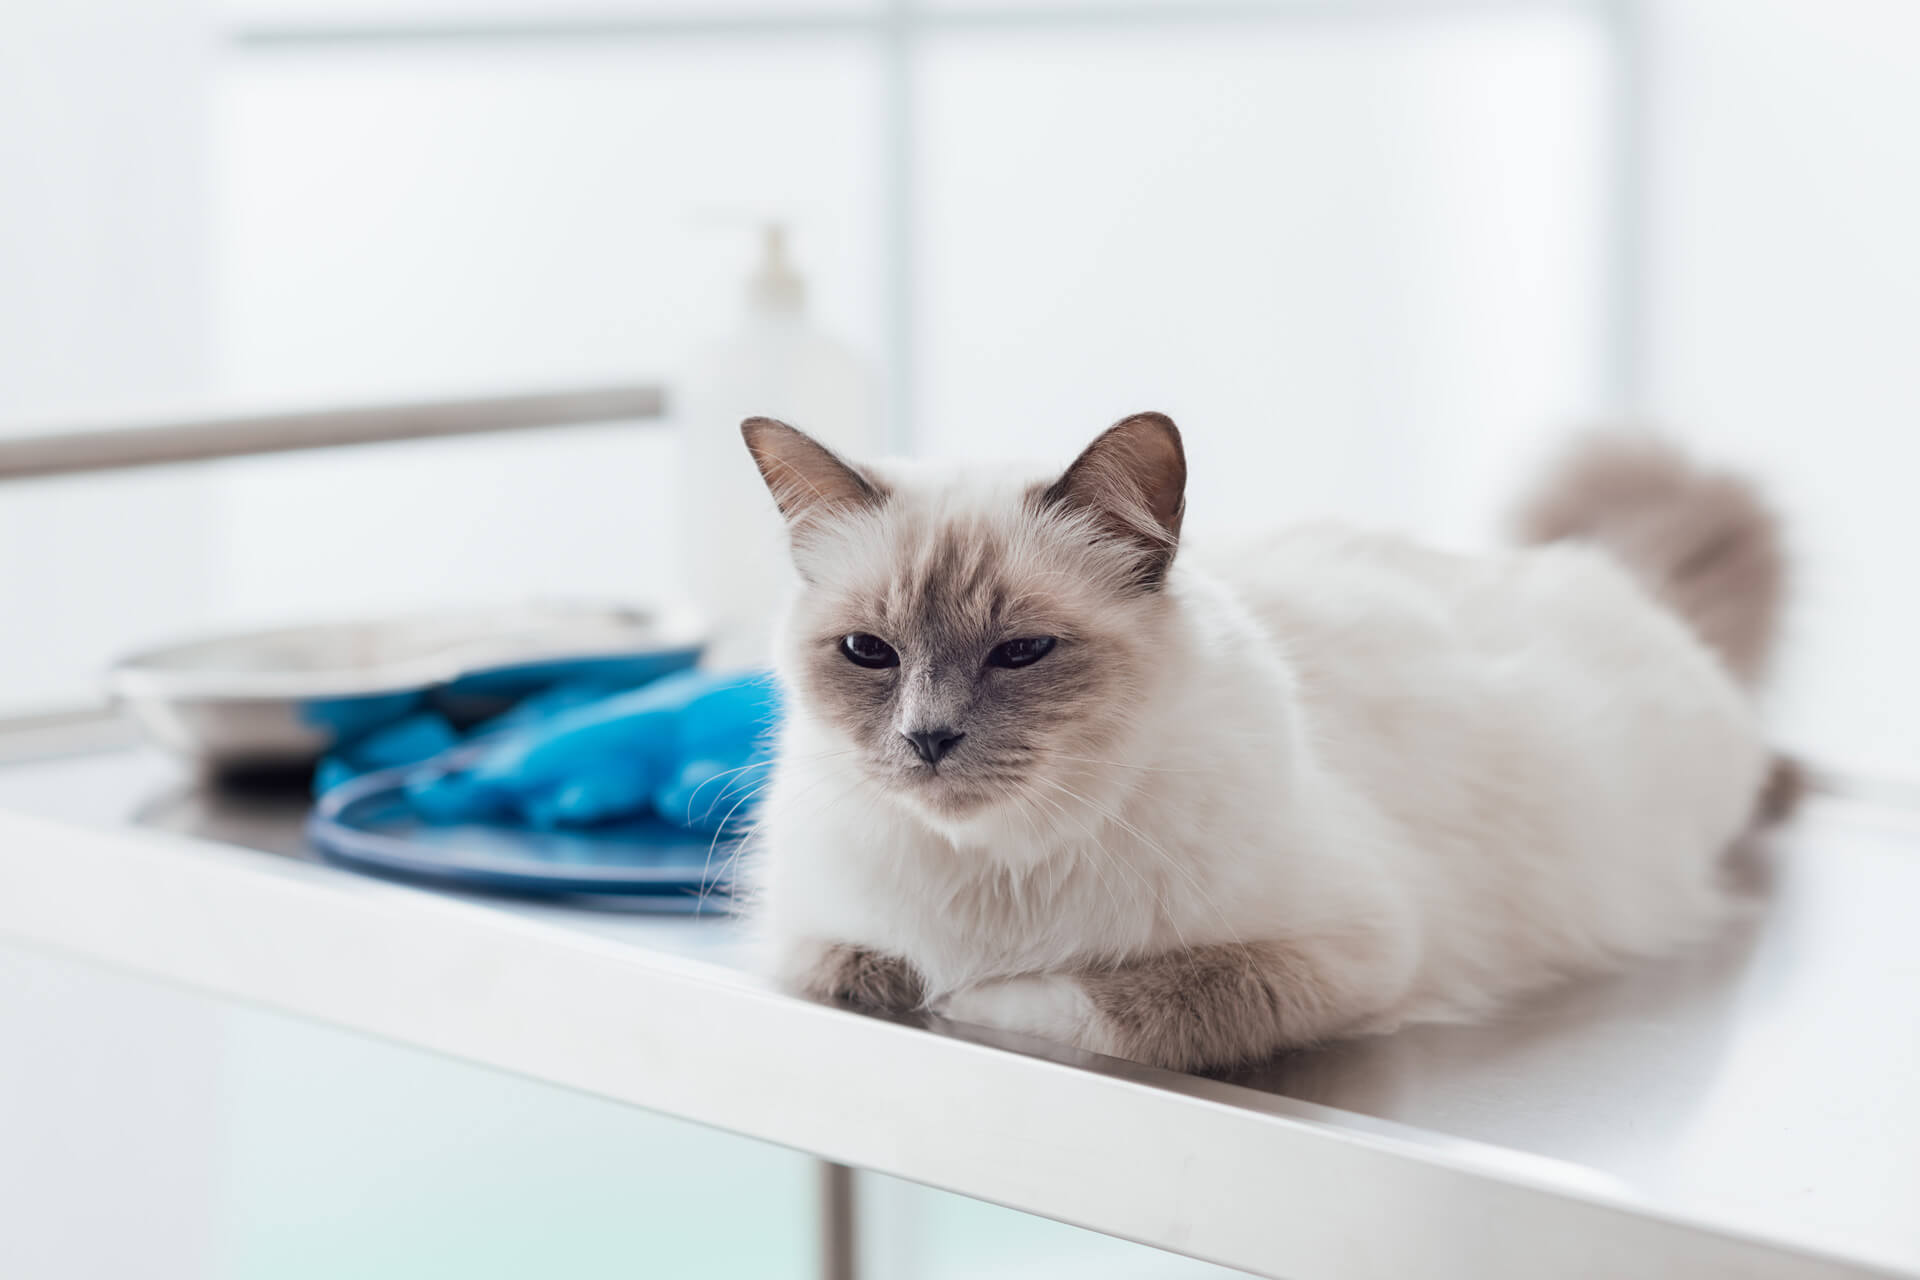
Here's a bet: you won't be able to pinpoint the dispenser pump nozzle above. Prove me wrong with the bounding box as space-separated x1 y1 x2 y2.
748 223 807 316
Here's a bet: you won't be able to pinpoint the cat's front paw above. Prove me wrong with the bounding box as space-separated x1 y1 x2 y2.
791 941 926 1013
936 974 1114 1056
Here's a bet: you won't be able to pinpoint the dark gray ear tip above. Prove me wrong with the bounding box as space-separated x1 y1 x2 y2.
1112 412 1186 469
740 416 786 442
1113 410 1183 447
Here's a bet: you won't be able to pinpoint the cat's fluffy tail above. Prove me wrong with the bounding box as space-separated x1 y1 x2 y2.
1513 434 1799 824
1511 433 1786 690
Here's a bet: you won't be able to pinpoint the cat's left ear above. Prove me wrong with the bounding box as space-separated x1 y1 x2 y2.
1042 412 1187 588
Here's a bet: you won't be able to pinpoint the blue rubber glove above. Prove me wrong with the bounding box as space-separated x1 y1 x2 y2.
311 649 706 802
312 710 459 797
652 675 784 834
311 680 633 799
403 670 781 833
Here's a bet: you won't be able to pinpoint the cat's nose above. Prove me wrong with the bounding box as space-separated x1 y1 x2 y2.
903 726 965 765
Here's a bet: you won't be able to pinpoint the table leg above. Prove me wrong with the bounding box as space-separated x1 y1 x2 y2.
818 1159 858 1280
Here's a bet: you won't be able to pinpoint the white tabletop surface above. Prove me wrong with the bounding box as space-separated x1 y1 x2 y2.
1 738 1915 1279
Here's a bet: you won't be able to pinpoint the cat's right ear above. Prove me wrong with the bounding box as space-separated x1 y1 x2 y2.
741 418 886 529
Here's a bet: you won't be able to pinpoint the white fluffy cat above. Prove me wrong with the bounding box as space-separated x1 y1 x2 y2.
740 413 1786 1072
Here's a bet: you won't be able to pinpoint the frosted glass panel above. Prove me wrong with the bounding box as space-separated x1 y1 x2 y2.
860 1169 1256 1279
0 940 815 1280
913 12 1611 546
3 940 1257 1279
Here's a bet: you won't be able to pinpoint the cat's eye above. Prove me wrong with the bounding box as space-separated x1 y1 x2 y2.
987 637 1057 669
840 633 900 669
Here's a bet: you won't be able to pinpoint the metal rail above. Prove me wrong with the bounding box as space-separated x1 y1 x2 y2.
0 383 665 483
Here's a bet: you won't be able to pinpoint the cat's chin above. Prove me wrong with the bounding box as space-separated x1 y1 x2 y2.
895 775 999 822
891 777 1057 859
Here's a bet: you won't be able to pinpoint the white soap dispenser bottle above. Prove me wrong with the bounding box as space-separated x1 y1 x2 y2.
676 223 881 666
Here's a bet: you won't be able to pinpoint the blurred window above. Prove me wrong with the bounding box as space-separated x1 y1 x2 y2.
1 0 1610 715
9 0 1912 784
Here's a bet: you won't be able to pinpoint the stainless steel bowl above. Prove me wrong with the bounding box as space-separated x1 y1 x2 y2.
108 601 707 769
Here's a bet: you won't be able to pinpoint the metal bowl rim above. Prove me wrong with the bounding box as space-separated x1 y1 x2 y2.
106 600 709 704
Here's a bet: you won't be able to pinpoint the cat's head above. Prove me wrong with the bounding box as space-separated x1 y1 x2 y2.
743 413 1187 832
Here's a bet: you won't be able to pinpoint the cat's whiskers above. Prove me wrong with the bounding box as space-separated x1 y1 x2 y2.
682 759 776 827
983 778 1062 918
1022 785 1130 935
697 779 772 911
706 771 880 912
1040 773 1219 912
689 748 861 909
986 779 1069 907
1048 752 1206 776
1032 774 1245 958
681 745 860 824
1025 782 1184 953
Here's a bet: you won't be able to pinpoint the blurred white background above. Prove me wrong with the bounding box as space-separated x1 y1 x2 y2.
6 0 1915 780
3 3 1917 1277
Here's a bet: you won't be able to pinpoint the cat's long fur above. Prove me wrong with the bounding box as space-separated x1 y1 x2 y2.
743 416 1784 1073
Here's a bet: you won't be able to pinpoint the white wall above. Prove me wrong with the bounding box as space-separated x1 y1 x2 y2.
1645 0 1920 773
0 2 211 419
5 0 1917 776
0 0 219 710
198 37 888 635
199 8 1609 643
913 11 1608 548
